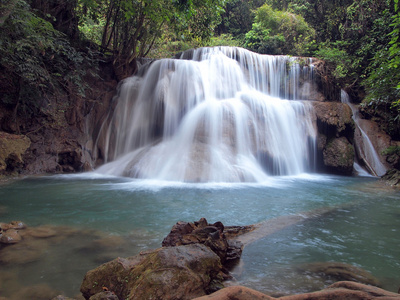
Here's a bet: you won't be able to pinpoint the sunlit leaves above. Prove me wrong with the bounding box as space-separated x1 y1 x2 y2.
244 3 315 55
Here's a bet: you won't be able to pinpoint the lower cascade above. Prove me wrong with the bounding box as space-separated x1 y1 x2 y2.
95 47 318 182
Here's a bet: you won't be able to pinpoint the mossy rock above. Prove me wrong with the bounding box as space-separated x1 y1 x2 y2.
80 244 223 300
323 137 354 174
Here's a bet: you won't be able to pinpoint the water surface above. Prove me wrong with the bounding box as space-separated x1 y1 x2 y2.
0 173 399 297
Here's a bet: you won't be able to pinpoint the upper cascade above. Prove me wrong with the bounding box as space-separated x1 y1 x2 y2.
95 47 318 182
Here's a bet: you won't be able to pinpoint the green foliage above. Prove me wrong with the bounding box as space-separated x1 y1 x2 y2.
77 0 225 64
382 145 400 156
206 34 242 48
389 0 400 79
315 42 352 79
244 4 315 55
0 0 100 127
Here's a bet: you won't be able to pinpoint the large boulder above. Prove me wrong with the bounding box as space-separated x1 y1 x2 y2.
80 243 224 300
323 136 355 174
311 101 354 139
311 102 355 174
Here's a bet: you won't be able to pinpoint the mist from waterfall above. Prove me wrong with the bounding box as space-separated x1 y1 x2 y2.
95 47 317 182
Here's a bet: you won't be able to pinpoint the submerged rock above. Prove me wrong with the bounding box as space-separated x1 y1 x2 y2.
193 281 400 300
8 284 60 300
296 261 381 287
24 225 57 238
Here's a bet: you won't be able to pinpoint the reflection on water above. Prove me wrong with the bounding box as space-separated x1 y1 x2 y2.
0 173 399 297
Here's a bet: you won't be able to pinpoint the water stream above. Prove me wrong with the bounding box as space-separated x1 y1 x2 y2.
0 175 399 298
341 90 387 176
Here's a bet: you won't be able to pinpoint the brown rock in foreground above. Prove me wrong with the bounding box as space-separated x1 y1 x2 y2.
193 281 400 300
80 244 224 300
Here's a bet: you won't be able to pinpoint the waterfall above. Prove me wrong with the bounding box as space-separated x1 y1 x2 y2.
341 90 387 176
95 47 317 182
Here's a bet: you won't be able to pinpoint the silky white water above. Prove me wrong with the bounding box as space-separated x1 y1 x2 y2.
341 90 387 176
95 47 317 182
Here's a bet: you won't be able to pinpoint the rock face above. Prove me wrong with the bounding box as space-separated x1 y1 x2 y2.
0 60 119 176
323 136 355 174
80 244 223 300
192 281 400 300
0 132 30 175
311 101 355 174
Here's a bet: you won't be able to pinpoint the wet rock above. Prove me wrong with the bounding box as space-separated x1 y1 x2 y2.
52 296 77 300
0 220 26 230
382 169 400 187
0 228 21 244
81 243 223 300
162 218 243 266
323 136 354 174
193 285 273 300
88 291 119 300
312 102 354 137
193 281 400 300
296 261 381 287
312 102 356 174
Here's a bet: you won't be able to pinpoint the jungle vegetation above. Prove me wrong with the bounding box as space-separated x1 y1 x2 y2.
0 0 399 138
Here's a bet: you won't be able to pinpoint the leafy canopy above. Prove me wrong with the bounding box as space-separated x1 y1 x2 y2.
244 3 315 55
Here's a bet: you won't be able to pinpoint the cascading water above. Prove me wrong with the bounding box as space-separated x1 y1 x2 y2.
95 47 317 182
341 90 387 176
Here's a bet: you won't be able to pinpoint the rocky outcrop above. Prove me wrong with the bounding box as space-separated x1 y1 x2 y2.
80 244 224 300
311 101 355 174
382 168 400 186
0 132 30 175
162 218 244 267
0 59 119 177
193 281 400 300
322 136 355 174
